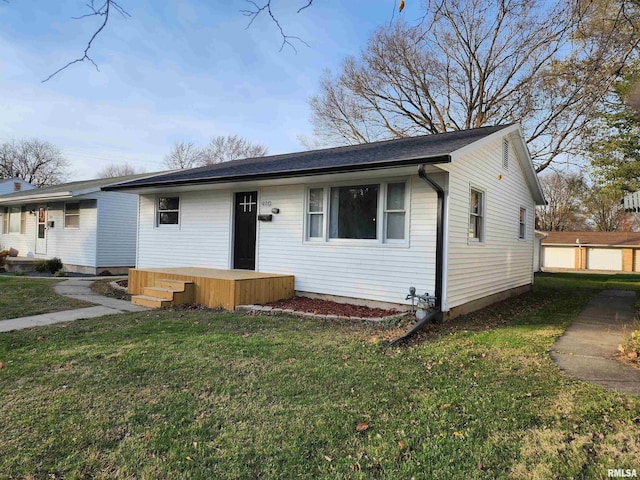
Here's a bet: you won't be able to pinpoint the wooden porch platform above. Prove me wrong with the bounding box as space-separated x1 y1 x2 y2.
128 267 295 310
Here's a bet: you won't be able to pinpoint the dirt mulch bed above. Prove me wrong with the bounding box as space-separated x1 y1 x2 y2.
264 296 402 319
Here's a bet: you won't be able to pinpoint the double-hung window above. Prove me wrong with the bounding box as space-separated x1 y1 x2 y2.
469 188 484 241
64 203 80 228
3 206 22 234
307 188 324 239
306 180 407 243
157 196 180 226
384 183 406 241
519 207 526 239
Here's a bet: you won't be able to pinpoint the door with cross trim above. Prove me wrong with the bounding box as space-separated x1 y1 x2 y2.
233 191 258 270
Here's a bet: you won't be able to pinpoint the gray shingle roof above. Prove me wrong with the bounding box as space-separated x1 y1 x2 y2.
0 172 158 203
104 124 512 191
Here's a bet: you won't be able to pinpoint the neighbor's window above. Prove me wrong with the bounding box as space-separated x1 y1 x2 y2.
385 182 406 241
64 203 80 228
2 208 7 234
8 206 21 234
307 188 324 239
329 184 379 239
20 208 26 234
157 196 180 225
469 188 484 241
519 207 526 239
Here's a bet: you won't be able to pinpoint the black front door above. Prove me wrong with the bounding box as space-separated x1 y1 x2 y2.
233 191 257 270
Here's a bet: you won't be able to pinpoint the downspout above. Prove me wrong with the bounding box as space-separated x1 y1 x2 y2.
384 164 446 348
418 164 444 317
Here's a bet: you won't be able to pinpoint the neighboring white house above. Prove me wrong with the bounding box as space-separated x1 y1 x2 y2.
106 124 546 318
0 178 35 195
0 174 152 274
541 231 640 273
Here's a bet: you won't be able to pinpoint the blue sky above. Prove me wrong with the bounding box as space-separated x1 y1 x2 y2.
0 0 423 180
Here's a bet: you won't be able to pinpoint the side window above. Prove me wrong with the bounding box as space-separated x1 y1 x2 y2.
157 196 180 226
519 207 526 239
384 182 406 241
307 188 324 239
8 206 21 234
64 203 80 228
469 188 484 242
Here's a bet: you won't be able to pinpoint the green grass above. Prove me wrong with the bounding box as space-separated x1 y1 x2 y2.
1 273 639 478
0 276 91 320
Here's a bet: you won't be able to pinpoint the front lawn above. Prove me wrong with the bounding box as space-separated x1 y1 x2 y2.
0 276 91 320
0 274 639 478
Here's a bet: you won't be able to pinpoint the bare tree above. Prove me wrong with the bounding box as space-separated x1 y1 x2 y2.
536 172 587 231
163 141 206 170
96 162 145 178
0 139 70 187
163 136 268 169
309 0 640 173
582 185 630 232
201 135 268 165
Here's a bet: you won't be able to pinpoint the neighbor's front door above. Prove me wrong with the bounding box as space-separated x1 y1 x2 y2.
233 191 257 270
35 206 47 255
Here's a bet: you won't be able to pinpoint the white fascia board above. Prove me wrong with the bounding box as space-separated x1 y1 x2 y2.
0 191 72 205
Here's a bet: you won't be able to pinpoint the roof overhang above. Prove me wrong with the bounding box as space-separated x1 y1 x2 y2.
103 155 451 194
0 191 74 205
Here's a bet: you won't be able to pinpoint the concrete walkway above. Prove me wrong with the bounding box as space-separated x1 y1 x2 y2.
550 289 640 396
0 277 148 333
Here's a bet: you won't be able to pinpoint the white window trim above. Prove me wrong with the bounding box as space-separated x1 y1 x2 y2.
519 206 527 240
303 178 410 246
468 186 485 244
155 194 181 228
64 202 80 229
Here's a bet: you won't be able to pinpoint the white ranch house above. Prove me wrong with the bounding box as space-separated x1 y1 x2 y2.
0 175 151 274
107 124 545 318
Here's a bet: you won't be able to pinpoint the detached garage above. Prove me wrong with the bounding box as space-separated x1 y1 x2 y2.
541 232 640 272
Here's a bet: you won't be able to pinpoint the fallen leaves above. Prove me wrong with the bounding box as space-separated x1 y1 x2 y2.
356 421 369 432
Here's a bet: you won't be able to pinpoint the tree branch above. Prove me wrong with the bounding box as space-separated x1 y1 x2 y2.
241 0 310 53
42 0 130 82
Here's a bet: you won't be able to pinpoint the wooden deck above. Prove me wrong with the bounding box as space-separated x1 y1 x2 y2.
128 267 295 310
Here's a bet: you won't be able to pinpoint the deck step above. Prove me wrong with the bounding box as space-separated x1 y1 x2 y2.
131 295 172 308
157 279 193 291
143 286 176 300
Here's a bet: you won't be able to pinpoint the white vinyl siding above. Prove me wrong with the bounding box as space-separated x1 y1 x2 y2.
258 175 437 305
95 192 139 267
440 135 535 311
542 246 574 269
137 190 231 269
43 200 98 266
587 248 622 271
0 206 36 255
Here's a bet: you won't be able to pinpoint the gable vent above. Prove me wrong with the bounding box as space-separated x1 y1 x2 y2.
13 182 22 192
502 139 509 170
